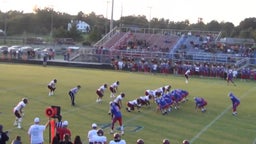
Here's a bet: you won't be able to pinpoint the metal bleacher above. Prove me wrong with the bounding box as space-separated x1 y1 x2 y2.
91 27 256 70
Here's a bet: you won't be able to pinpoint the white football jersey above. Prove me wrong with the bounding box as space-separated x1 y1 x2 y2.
13 101 26 112
92 135 107 144
98 85 106 92
48 80 56 88
113 95 123 103
109 139 126 144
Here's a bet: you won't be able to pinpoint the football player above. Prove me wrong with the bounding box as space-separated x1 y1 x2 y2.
164 85 172 94
109 81 120 98
183 140 190 144
96 83 107 103
137 139 144 144
194 97 207 112
68 85 81 106
185 69 191 84
139 95 153 107
109 102 124 135
113 92 125 109
162 139 170 144
126 99 142 112
13 98 28 128
226 69 236 86
109 133 126 144
91 129 107 144
48 79 57 96
229 92 240 116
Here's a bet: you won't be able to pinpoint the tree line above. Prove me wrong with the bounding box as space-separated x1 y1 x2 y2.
0 7 256 44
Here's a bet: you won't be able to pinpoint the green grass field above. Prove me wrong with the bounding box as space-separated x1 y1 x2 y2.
0 63 255 144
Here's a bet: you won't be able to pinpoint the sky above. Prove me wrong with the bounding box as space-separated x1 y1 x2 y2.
1 0 255 26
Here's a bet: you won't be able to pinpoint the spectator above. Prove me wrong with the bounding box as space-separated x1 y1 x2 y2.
59 134 72 144
51 133 60 144
43 54 47 67
56 120 71 141
28 117 49 144
73 135 82 144
109 133 126 144
0 124 9 144
11 135 22 144
88 123 98 144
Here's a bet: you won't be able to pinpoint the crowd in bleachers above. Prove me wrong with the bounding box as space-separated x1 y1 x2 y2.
102 31 179 53
179 33 256 58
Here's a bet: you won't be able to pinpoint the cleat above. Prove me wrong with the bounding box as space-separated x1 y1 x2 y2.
126 108 131 112
110 130 114 134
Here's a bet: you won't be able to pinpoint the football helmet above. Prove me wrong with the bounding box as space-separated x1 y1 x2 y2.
137 138 144 144
121 92 125 97
104 84 107 88
97 129 104 136
137 98 142 104
113 133 121 141
22 98 28 104
162 139 170 144
116 81 120 85
54 79 57 83
183 140 190 144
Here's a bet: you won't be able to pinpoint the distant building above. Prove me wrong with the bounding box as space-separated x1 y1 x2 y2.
68 20 90 33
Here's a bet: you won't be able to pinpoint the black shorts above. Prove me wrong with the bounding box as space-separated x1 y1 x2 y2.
14 110 22 118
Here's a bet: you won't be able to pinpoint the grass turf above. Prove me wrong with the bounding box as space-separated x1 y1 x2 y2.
0 63 255 144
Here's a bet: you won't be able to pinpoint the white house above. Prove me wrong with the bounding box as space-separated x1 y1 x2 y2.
68 20 90 33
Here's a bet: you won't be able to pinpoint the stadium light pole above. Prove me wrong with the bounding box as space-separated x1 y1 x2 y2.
148 6 152 32
110 0 114 32
105 0 109 34
49 6 54 44
3 11 7 44
2 2 7 44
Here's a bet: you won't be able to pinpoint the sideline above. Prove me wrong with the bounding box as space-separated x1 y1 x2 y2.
190 87 256 144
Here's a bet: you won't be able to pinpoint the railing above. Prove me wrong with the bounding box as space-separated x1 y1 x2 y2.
235 58 250 70
93 26 118 47
73 47 256 66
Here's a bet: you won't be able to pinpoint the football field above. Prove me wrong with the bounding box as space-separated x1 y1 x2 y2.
0 63 255 144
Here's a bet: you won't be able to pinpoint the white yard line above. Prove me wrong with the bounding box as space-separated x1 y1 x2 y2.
190 87 256 144
253 138 256 144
